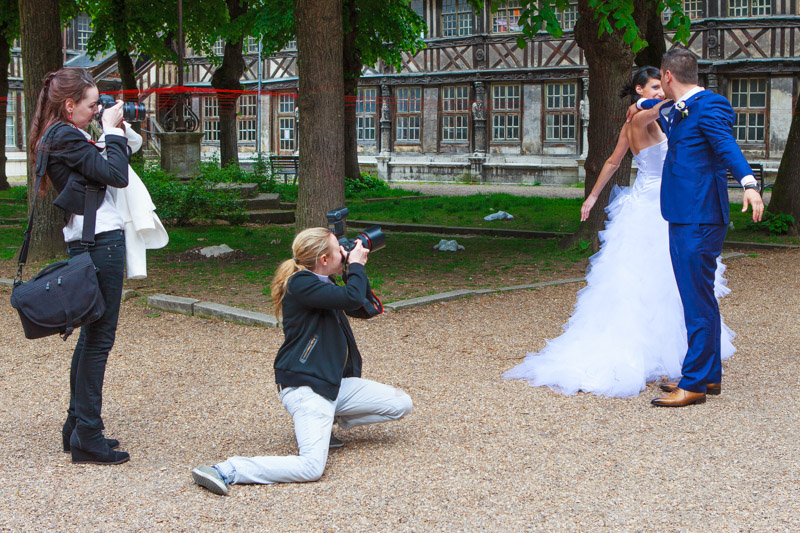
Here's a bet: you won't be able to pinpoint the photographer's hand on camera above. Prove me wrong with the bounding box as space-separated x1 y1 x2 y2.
100 100 124 131
343 239 369 266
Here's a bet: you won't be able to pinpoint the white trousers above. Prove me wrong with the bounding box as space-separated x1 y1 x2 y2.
217 377 412 484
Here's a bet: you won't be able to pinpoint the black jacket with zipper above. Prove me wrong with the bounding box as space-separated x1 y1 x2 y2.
274 263 370 400
41 121 129 220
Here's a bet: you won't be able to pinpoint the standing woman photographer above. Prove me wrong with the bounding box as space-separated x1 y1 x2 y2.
192 227 412 495
28 67 130 464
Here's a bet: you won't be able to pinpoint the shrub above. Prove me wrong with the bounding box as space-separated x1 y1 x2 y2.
345 172 391 196
745 211 796 235
138 164 246 226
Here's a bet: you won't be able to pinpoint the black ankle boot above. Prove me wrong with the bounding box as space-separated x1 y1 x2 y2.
62 417 119 453
70 430 129 465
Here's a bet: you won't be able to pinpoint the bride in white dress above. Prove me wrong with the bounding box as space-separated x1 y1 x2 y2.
503 67 736 398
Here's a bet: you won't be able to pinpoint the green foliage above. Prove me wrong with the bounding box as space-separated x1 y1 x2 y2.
478 0 692 53
136 164 246 226
0 0 20 44
78 0 180 64
0 185 27 200
746 211 796 236
345 173 392 196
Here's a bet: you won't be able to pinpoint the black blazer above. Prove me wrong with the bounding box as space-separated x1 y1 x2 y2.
274 264 370 400
41 122 129 219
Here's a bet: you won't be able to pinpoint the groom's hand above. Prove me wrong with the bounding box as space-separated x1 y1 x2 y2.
742 189 765 222
625 103 640 123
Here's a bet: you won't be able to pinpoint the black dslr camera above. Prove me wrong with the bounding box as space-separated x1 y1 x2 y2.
96 94 147 123
326 207 386 252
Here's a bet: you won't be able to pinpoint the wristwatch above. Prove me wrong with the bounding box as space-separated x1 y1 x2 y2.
744 183 760 193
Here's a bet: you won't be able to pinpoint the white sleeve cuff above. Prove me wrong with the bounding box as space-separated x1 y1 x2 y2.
741 175 757 187
636 97 647 110
103 127 126 138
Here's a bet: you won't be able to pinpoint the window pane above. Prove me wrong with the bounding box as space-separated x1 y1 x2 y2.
279 117 295 150
279 94 295 114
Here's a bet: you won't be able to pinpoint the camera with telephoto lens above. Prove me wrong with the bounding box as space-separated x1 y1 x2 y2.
96 94 147 123
326 207 386 252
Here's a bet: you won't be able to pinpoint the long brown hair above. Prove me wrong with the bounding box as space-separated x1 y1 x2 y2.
270 227 335 319
28 67 97 193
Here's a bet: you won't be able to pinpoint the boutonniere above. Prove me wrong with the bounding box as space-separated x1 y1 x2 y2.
675 101 689 118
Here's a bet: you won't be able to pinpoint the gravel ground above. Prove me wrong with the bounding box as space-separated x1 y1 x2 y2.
1 247 798 531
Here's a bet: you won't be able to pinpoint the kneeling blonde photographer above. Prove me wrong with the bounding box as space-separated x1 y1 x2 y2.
192 227 412 495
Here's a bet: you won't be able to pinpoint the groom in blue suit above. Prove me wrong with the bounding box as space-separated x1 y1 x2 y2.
639 48 764 407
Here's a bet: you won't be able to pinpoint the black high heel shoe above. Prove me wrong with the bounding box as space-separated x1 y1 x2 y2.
62 417 120 453
69 431 129 465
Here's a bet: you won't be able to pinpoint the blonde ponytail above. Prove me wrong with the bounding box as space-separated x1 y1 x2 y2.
270 227 334 318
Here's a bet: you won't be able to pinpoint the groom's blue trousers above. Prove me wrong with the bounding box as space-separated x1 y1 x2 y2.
668 222 728 393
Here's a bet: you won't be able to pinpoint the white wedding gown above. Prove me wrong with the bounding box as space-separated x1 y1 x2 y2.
503 139 736 398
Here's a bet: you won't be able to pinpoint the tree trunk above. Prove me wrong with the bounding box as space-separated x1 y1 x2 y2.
294 0 345 231
564 0 636 250
210 0 247 168
633 0 666 68
20 0 64 260
342 0 361 181
0 29 10 191
112 0 142 161
767 91 800 232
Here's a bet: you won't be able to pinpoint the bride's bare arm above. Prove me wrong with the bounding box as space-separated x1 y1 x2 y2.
580 123 630 222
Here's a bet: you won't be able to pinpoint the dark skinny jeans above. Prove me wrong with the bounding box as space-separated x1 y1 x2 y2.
66 229 125 438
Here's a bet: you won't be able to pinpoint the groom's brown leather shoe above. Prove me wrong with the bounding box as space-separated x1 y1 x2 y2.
659 382 721 395
651 388 706 407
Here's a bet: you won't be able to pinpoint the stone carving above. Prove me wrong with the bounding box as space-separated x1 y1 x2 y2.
380 85 391 122
472 82 486 121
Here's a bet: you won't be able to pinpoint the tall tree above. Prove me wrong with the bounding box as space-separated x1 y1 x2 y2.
294 0 345 230
19 0 64 260
480 0 689 248
0 0 19 191
341 0 425 180
767 93 800 232
184 0 253 168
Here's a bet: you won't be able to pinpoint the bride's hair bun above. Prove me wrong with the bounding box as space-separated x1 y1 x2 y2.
619 66 662 102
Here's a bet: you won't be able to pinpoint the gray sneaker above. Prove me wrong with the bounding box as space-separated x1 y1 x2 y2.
192 465 229 496
329 433 344 449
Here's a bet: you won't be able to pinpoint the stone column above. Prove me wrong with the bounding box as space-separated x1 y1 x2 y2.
422 86 439 153
377 84 392 180
472 81 487 154
379 84 392 154
577 78 590 183
469 82 488 183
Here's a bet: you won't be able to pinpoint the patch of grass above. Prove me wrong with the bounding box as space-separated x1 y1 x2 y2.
347 194 583 233
0 186 27 200
0 202 27 220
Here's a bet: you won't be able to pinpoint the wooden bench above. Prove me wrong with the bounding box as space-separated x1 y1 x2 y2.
727 162 765 194
269 155 299 185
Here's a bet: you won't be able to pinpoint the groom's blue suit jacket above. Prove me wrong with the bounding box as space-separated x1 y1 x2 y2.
644 91 752 225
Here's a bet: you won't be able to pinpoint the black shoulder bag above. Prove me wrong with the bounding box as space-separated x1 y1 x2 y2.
10 122 106 341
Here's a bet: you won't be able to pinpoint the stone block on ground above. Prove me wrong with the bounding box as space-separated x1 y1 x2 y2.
121 289 138 302
147 294 199 315
193 302 279 327
386 289 493 311
0 278 12 287
245 193 281 210
213 182 259 198
246 210 295 224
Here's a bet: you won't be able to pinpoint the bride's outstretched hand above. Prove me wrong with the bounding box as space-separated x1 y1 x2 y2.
580 195 597 221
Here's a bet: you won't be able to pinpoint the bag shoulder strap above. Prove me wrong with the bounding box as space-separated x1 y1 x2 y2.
16 122 100 272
